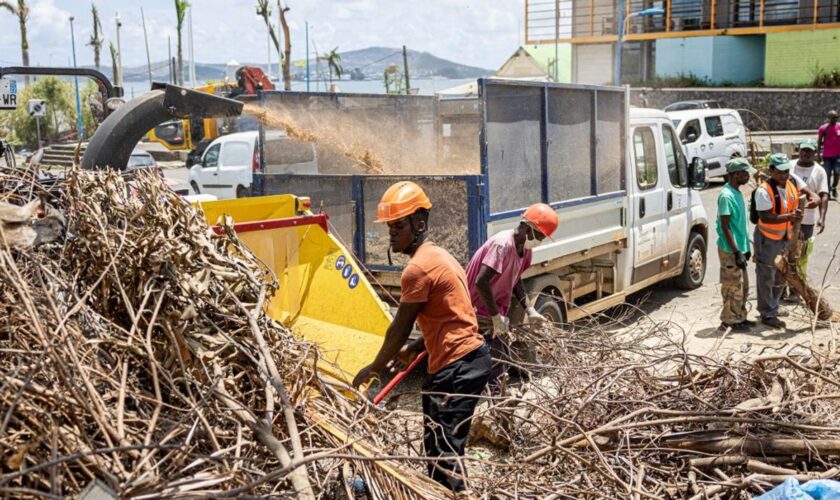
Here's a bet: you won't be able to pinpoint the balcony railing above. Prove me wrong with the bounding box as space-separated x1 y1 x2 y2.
526 0 840 44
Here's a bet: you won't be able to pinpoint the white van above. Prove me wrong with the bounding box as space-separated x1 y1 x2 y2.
667 108 747 178
189 130 317 199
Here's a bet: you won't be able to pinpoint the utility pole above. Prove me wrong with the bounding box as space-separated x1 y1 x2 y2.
141 8 153 86
305 22 310 92
188 5 196 87
115 13 123 87
402 45 411 94
69 17 84 138
554 0 559 81
168 36 173 84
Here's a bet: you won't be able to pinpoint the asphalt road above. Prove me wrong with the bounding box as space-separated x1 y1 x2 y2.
622 177 840 357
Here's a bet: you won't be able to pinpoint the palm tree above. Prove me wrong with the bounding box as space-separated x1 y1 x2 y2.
0 0 30 84
87 4 103 72
277 0 292 91
174 0 189 85
323 47 342 90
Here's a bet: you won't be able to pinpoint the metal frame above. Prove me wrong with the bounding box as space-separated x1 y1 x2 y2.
525 0 840 44
478 78 627 223
256 172 485 268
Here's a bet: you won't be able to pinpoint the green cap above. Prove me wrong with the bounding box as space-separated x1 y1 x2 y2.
799 139 817 151
767 153 792 171
726 157 756 174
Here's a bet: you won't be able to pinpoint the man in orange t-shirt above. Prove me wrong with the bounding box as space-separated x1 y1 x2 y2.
353 181 489 492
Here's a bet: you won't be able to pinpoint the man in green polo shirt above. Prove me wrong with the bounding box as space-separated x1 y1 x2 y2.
716 157 756 332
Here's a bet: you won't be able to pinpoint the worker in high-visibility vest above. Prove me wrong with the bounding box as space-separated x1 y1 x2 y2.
754 153 819 329
352 181 490 492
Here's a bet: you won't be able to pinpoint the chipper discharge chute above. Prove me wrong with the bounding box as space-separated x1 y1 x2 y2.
78 80 390 383
198 195 392 384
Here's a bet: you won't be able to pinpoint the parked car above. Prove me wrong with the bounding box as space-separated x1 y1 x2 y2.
667 108 747 178
189 130 318 199
663 100 722 112
126 148 159 172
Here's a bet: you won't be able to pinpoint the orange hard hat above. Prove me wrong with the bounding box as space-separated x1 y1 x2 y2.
375 181 433 223
522 203 558 239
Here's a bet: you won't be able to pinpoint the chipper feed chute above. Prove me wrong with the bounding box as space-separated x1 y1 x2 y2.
198 195 391 384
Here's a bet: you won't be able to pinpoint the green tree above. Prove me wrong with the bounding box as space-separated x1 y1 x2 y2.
87 4 104 72
0 77 95 148
174 0 189 86
0 0 30 84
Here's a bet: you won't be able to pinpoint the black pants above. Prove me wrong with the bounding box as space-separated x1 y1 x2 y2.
422 343 491 492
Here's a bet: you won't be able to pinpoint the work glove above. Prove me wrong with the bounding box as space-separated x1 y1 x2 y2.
745 251 752 262
523 306 547 326
734 251 747 270
491 314 509 338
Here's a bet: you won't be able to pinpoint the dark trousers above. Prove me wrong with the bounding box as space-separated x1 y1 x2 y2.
825 157 840 190
422 343 491 492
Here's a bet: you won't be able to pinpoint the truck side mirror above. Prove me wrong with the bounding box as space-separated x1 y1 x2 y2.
686 133 697 143
688 158 707 189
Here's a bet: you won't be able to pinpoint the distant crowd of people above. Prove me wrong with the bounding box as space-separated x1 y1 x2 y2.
716 109 838 332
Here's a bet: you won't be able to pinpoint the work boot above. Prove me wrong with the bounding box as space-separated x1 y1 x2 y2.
730 322 752 332
762 317 787 329
738 319 758 327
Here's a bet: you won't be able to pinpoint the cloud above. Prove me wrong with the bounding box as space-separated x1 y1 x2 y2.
0 0 522 70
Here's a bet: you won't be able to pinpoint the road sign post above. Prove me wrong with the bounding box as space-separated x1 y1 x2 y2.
28 99 47 148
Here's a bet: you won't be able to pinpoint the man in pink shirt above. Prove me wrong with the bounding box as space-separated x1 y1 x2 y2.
818 110 840 199
465 203 559 388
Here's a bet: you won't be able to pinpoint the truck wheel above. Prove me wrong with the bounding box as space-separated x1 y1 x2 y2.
535 294 566 324
190 181 200 194
236 185 249 198
676 232 706 290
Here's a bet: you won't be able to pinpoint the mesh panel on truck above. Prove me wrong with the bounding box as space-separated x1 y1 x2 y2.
261 175 355 246
255 92 444 174
362 177 470 268
595 91 624 194
547 87 592 201
484 85 542 214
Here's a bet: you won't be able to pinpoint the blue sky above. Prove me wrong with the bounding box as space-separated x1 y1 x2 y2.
0 0 523 71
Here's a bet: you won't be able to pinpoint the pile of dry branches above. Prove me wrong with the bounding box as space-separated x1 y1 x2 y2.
0 167 443 498
3 164 840 499
449 310 840 498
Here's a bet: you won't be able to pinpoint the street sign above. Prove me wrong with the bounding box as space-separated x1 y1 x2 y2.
28 99 46 117
0 78 18 110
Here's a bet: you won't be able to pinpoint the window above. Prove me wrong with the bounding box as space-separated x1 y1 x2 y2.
220 141 252 166
681 119 701 144
203 144 221 169
153 121 185 146
721 114 741 135
663 125 688 188
634 127 658 189
704 116 724 137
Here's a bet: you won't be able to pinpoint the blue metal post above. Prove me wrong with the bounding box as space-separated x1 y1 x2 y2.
70 17 83 138
615 0 625 86
305 22 310 92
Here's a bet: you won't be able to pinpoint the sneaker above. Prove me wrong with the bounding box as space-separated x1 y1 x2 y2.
739 319 758 327
762 317 787 329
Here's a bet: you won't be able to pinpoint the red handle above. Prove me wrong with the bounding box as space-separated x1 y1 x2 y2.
372 351 427 405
